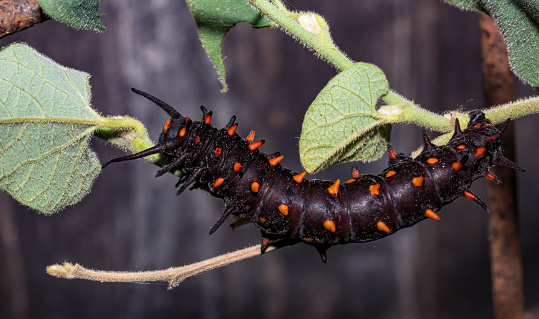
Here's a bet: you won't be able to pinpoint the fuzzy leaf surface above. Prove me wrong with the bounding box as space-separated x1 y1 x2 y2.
39 0 105 31
0 43 102 213
300 63 390 173
186 0 272 92
445 0 539 85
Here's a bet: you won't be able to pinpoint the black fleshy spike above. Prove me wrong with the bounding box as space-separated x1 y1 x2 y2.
485 171 502 184
421 128 435 151
200 105 209 118
131 88 183 119
225 115 237 129
496 156 525 172
488 119 511 142
451 118 463 139
463 190 489 212
315 245 329 263
155 153 189 177
102 144 166 169
176 168 206 195
209 205 236 235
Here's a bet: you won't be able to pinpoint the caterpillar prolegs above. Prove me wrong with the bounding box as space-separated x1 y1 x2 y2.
103 88 523 262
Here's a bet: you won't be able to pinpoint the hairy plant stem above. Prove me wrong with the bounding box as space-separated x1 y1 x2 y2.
47 245 275 288
247 0 539 132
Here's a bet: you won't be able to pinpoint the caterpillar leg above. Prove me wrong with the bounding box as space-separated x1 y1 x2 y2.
260 234 299 254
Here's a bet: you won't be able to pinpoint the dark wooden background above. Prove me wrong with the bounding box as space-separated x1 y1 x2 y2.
0 1 537 318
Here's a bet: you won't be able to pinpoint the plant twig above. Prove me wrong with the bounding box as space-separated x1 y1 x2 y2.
0 0 49 39
479 12 524 319
46 244 276 288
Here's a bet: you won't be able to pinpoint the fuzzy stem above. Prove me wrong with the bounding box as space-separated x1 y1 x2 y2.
247 0 412 108
47 245 275 288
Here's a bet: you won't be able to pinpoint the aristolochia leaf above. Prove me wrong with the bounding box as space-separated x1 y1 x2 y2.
186 0 273 92
39 0 105 31
300 63 390 173
0 43 102 214
444 0 539 86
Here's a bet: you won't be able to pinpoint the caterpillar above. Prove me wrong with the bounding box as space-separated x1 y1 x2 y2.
103 88 523 262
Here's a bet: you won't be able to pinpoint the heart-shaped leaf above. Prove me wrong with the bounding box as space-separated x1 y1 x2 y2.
0 43 102 213
299 63 390 173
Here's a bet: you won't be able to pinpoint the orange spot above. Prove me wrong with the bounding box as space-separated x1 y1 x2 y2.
452 162 462 171
345 179 356 184
204 114 212 125
427 157 439 164
352 167 360 178
268 155 284 166
327 179 340 195
303 238 313 243
385 170 396 178
293 171 307 183
475 147 486 157
227 124 238 136
193 136 200 143
164 119 171 132
246 130 255 142
251 182 260 193
259 217 267 222
184 117 191 123
369 183 380 196
485 172 499 183
248 140 264 151
376 221 391 234
412 176 424 187
233 162 242 172
278 204 289 216
457 144 466 150
214 148 222 157
212 177 224 188
323 220 336 233
388 148 397 160
463 190 475 200
425 209 440 221
474 123 482 129
179 127 186 137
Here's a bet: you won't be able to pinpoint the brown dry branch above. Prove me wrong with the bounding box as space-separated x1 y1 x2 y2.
479 12 524 319
46 244 276 289
0 0 49 39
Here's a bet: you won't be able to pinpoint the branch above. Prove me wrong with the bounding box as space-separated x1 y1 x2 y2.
0 0 49 39
46 244 276 288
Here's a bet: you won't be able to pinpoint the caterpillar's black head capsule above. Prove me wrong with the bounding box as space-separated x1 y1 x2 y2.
102 88 189 169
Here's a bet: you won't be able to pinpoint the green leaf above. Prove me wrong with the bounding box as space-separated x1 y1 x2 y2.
0 43 102 214
187 0 273 92
299 63 390 173
444 0 539 86
39 0 105 31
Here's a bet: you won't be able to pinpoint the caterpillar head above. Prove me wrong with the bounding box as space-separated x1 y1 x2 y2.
102 88 190 168
448 111 523 173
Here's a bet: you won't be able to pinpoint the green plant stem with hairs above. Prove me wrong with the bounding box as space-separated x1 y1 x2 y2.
247 0 539 132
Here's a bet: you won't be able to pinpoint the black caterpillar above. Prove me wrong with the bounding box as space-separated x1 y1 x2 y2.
103 88 523 262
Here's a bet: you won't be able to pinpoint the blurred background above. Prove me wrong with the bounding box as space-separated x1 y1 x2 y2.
0 0 538 318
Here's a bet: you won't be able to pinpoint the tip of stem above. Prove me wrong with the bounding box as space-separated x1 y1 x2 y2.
46 262 76 278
